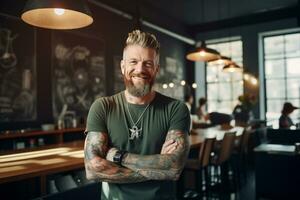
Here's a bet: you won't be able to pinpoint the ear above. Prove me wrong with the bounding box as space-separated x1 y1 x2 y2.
120 60 125 75
155 64 160 74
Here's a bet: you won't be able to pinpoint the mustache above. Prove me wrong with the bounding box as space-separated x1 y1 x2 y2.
129 72 150 79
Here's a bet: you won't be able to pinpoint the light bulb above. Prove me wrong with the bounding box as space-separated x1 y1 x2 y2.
244 74 250 81
169 82 174 88
192 83 197 88
199 51 206 57
180 80 186 86
217 59 224 65
251 78 258 85
54 8 65 16
162 84 168 89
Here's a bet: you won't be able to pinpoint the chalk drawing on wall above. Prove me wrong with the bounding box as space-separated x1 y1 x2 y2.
52 31 105 121
0 15 36 122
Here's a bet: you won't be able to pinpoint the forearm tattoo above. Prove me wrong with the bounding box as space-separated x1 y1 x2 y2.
84 131 148 183
122 130 190 180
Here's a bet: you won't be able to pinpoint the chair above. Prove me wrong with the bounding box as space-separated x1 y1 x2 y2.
231 127 246 185
209 132 236 193
72 169 95 186
54 175 78 192
181 137 215 198
36 182 101 200
239 128 254 173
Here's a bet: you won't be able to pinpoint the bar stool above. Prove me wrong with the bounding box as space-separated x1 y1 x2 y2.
209 131 236 194
181 137 216 198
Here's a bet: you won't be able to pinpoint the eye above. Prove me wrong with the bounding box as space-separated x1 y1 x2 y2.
144 61 154 68
129 60 138 65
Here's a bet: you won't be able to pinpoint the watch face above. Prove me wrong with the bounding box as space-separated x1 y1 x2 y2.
113 152 122 163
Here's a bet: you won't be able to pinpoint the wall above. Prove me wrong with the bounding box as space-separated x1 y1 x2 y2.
0 0 190 131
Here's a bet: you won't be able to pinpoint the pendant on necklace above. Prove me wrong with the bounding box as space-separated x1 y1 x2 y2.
129 125 142 140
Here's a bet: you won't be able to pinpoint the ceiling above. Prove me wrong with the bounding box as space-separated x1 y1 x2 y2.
92 0 299 37
95 0 298 26
141 0 298 25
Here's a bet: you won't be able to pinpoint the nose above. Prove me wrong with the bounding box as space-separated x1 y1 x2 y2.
134 61 144 73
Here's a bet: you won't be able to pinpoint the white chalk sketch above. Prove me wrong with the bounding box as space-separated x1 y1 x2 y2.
154 57 184 100
0 15 36 122
52 31 105 121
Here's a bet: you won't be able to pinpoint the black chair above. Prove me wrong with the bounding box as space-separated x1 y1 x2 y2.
209 132 236 194
182 137 216 199
54 175 78 192
36 182 101 200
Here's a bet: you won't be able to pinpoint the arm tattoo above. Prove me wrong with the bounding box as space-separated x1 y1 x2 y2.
84 131 148 183
122 130 190 181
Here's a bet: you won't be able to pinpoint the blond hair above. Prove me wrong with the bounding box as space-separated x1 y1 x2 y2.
124 30 160 55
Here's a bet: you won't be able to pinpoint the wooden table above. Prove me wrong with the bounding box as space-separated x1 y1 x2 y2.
0 130 229 196
0 141 84 195
192 126 244 140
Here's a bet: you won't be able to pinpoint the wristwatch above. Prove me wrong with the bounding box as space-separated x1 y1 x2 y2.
113 150 127 166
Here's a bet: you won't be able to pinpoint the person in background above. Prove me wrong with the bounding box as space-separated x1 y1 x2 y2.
279 102 299 128
184 94 194 113
196 97 208 122
84 30 191 200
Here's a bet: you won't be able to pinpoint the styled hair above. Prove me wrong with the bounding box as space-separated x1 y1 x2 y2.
124 30 160 55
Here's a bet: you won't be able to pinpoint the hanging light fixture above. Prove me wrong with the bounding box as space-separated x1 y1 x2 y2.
186 0 220 62
223 62 243 73
186 41 220 62
21 0 93 29
209 55 232 65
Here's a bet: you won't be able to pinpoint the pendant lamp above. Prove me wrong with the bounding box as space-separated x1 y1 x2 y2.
223 62 243 73
209 55 232 65
21 0 93 29
186 41 220 62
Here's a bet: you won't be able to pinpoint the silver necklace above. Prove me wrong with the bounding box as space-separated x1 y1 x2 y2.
126 102 150 140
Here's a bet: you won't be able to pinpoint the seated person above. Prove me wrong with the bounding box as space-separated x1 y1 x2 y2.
209 112 233 130
279 102 298 128
196 97 208 122
184 94 194 113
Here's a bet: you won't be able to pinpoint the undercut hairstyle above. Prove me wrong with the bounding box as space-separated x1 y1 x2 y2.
123 30 160 63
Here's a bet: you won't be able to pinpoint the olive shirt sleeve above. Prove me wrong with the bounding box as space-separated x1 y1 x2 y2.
85 99 108 133
168 101 191 135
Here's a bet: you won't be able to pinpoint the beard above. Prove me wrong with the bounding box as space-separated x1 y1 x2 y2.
123 72 155 97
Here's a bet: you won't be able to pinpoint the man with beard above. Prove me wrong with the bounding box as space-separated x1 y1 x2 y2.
84 30 191 200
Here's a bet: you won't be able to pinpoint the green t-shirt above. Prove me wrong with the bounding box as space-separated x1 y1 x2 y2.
86 91 190 200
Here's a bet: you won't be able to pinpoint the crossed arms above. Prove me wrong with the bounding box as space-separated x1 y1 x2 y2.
84 130 190 183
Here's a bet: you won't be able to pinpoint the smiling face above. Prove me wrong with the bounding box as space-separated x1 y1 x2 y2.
121 44 159 97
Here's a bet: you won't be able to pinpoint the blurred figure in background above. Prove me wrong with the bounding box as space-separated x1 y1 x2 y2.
184 94 194 113
232 94 256 127
196 97 208 122
279 102 299 128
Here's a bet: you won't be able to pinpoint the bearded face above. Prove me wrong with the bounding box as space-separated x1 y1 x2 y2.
123 70 155 97
121 45 159 97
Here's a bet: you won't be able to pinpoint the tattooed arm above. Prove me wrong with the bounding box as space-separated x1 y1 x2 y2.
108 130 190 181
84 131 149 183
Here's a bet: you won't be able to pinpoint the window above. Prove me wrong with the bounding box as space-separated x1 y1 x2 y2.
206 40 243 114
263 32 300 127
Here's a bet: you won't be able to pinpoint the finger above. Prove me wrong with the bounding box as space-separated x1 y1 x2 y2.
162 142 178 154
165 144 178 154
169 145 178 153
162 139 175 148
161 140 174 152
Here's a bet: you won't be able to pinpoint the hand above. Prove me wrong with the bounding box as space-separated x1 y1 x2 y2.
106 147 118 162
160 139 178 154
